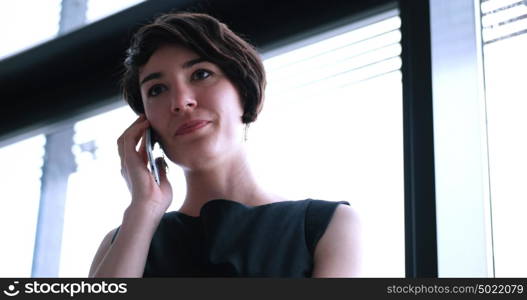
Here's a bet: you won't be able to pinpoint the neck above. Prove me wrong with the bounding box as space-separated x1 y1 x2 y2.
178 145 273 216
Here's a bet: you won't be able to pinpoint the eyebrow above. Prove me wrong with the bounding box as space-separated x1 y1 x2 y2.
140 57 209 86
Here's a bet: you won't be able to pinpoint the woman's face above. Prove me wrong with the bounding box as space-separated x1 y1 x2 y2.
139 44 245 169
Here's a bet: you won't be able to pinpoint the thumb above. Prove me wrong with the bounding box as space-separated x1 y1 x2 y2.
155 157 169 183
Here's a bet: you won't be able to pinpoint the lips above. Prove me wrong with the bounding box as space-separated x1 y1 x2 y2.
175 120 211 136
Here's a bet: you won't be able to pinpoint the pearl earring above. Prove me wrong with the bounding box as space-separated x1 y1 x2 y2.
243 124 249 142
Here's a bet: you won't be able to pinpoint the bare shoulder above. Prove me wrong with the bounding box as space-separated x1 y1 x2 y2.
317 204 361 246
312 203 363 277
330 203 359 223
88 227 119 277
100 227 119 248
105 227 119 244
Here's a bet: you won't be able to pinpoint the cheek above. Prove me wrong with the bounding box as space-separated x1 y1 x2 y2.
217 85 244 117
144 99 166 118
143 102 170 136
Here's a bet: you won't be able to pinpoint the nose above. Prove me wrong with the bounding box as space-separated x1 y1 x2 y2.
170 87 197 113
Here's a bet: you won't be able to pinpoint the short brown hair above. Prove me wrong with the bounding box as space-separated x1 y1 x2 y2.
121 12 266 123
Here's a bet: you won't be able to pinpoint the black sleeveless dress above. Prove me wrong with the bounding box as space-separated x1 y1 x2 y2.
111 198 350 277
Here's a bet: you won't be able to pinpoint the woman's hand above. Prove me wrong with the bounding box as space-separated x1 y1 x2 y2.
117 114 172 217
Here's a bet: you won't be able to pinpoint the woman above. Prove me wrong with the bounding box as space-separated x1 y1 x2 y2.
89 12 362 277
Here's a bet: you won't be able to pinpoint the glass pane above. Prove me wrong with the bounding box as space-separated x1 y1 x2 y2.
0 0 61 60
60 9 405 277
254 13 405 277
0 135 45 276
60 105 130 276
59 105 187 276
86 0 145 23
0 0 146 61
481 0 527 277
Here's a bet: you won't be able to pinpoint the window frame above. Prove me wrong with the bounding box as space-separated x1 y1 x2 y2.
3 0 500 278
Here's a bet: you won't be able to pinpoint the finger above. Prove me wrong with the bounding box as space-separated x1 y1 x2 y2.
123 119 150 165
138 131 148 166
117 115 146 163
117 115 147 191
156 157 169 186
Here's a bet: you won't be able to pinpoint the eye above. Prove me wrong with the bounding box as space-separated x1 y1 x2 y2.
191 69 212 81
147 84 167 97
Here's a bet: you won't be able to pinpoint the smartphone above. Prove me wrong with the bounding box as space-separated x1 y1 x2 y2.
145 127 161 185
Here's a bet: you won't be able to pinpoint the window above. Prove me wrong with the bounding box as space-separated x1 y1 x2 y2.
59 7 405 277
256 8 405 277
0 0 61 60
59 103 189 276
86 0 145 23
480 0 527 277
1 3 405 277
59 104 136 276
0 0 145 60
0 135 45 276
431 0 527 277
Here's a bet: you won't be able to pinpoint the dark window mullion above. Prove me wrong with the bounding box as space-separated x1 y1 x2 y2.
399 0 438 278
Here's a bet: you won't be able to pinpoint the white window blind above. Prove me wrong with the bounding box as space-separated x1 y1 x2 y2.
480 0 527 277
481 0 527 43
256 8 405 277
